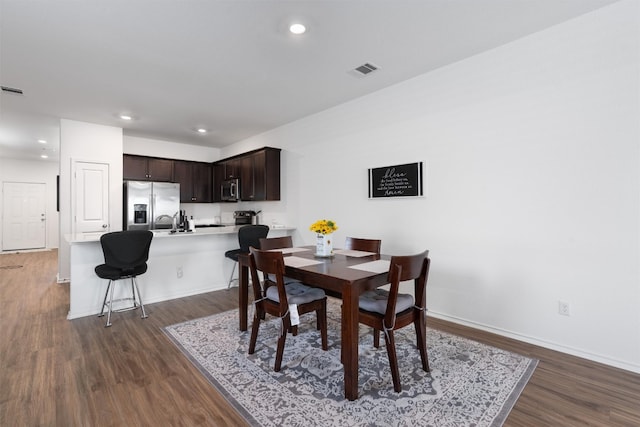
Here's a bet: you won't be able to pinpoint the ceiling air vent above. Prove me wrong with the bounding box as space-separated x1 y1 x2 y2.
1 85 24 95
353 63 379 76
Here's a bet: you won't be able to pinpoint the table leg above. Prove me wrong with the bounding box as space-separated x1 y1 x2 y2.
239 257 249 331
342 285 359 400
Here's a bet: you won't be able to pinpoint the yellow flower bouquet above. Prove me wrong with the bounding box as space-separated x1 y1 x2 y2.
309 219 338 235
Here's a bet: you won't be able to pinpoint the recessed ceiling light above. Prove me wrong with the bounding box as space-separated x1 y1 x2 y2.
119 114 132 120
289 23 306 35
38 139 47 144
40 154 48 159
197 128 207 134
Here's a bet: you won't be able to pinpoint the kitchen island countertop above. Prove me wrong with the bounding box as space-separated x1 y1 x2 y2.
66 225 295 320
66 225 294 244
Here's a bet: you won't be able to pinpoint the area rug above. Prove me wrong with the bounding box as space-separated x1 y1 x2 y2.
163 302 537 427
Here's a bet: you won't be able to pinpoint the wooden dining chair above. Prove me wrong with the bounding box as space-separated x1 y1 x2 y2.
248 247 328 372
259 236 293 251
344 236 382 254
358 250 430 392
259 235 302 288
340 236 383 360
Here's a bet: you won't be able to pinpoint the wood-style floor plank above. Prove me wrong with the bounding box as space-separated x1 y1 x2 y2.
1 250 639 426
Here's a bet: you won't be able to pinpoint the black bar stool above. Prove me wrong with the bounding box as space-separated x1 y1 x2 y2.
95 230 153 327
224 225 269 289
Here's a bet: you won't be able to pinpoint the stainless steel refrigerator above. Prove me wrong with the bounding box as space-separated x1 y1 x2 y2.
123 181 180 230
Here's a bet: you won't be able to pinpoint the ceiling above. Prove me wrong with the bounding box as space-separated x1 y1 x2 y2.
0 0 618 163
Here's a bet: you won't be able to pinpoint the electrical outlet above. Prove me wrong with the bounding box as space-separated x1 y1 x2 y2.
176 266 183 279
558 301 570 316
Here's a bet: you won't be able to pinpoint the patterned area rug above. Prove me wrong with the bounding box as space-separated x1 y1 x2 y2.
163 302 537 427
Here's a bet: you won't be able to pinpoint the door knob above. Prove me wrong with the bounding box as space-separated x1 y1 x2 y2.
102 224 108 229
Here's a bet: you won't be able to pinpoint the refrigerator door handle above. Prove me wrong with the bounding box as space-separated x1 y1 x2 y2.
150 193 155 230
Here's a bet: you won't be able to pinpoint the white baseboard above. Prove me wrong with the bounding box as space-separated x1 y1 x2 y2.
1 248 53 254
428 310 640 375
66 283 227 320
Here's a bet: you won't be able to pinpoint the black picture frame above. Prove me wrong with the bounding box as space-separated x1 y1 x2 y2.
368 162 423 199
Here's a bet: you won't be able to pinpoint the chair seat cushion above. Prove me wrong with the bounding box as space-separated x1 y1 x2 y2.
266 282 325 305
359 289 414 315
95 263 147 280
224 248 243 261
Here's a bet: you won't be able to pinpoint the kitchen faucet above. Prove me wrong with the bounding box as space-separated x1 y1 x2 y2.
172 211 179 231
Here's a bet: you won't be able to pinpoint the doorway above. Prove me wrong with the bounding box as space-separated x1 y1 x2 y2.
2 182 47 250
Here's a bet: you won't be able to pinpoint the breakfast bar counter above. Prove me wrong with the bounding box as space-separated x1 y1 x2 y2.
66 226 294 320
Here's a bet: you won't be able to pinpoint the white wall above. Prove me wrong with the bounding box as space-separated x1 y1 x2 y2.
124 135 220 162
225 1 640 372
0 158 59 250
58 119 124 281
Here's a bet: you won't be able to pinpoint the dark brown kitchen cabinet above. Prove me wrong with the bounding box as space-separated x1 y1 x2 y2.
123 155 174 181
224 158 241 179
212 147 281 202
192 162 213 202
173 160 212 203
240 148 280 201
240 155 254 200
212 163 225 202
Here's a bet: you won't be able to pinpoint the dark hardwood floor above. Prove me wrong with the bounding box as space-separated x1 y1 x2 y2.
1 250 639 426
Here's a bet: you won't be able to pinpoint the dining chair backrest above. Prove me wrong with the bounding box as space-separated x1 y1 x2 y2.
248 247 289 312
385 250 430 325
344 236 382 254
259 236 302 286
259 236 293 251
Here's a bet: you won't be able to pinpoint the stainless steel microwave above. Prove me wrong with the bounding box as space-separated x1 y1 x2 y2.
221 178 239 202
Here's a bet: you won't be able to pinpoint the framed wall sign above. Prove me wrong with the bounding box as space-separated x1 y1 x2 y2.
368 162 423 199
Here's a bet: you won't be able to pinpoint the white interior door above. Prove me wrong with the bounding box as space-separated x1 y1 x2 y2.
73 161 110 234
2 182 47 250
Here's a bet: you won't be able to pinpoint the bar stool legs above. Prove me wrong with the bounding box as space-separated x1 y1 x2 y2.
98 276 148 327
227 261 238 289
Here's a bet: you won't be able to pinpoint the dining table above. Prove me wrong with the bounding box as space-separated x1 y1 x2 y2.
237 246 398 401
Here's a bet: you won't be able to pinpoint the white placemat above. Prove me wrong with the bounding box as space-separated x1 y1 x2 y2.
348 259 391 274
268 247 311 254
333 249 377 257
283 256 323 268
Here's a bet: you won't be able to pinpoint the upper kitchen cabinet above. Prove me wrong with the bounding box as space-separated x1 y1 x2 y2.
212 163 225 202
173 160 213 203
213 147 281 202
123 154 174 181
240 147 281 201
223 158 242 179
